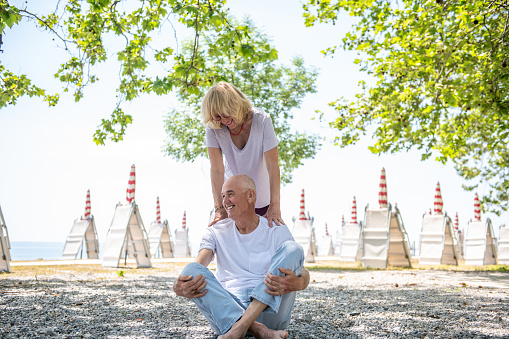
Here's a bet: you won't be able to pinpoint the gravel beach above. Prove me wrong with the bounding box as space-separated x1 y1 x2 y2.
1 261 508 338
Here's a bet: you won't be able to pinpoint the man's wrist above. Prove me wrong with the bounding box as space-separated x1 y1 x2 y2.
214 205 224 213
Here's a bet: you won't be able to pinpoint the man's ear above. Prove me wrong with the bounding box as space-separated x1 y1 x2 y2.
247 189 256 203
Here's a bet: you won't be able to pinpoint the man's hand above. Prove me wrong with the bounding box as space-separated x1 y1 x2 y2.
173 274 208 298
264 267 303 296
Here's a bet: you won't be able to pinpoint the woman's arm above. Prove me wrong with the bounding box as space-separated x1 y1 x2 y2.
208 147 228 226
264 146 283 227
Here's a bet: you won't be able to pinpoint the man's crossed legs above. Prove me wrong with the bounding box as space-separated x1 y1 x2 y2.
180 241 304 338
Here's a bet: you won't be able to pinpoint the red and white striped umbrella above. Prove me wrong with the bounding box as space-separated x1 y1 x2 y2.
182 210 187 229
454 212 459 232
342 214 345 227
378 167 388 208
433 181 443 215
84 189 91 219
298 189 307 220
474 193 481 221
351 196 357 223
325 223 329 236
126 164 136 204
156 196 161 223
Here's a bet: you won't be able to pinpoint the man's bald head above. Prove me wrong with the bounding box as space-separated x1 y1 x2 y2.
222 175 257 221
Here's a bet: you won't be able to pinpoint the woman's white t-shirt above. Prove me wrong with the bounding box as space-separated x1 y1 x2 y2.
205 108 279 208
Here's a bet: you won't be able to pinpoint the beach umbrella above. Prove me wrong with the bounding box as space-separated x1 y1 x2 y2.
342 214 345 227
474 193 481 221
454 212 459 233
84 189 91 220
299 189 307 220
182 211 187 229
351 196 357 224
433 182 443 215
378 168 388 208
325 223 329 236
156 196 161 223
126 164 136 204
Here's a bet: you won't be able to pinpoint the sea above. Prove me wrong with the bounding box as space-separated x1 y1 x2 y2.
8 241 201 261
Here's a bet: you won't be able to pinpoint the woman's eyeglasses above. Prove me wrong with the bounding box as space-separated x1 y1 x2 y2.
213 114 230 121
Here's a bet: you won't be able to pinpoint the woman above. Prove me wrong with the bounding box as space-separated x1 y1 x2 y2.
202 82 284 227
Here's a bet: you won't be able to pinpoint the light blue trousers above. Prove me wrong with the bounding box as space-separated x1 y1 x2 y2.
180 241 305 335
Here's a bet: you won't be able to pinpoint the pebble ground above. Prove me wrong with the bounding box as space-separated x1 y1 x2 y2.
1 263 508 338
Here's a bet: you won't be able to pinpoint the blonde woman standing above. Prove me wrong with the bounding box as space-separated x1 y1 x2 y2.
203 82 284 227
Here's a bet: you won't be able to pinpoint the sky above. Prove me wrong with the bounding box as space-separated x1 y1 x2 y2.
1 0 507 257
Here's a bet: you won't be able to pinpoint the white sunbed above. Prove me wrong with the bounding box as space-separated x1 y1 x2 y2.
148 220 175 258
174 227 191 258
102 203 152 268
318 234 334 256
362 206 391 268
292 218 317 263
464 219 497 265
419 214 459 265
387 207 413 267
498 225 509 265
62 216 100 260
0 204 11 273
339 222 362 262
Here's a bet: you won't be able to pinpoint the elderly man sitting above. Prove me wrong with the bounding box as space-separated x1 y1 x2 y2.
173 175 310 338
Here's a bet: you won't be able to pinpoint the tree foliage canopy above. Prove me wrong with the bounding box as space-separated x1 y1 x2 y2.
164 19 320 184
303 0 509 214
0 0 278 143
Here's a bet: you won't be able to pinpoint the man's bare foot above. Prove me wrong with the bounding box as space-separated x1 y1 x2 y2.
249 321 288 339
218 321 248 339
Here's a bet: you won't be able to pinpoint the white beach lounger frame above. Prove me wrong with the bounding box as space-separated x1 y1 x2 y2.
339 222 362 262
102 203 152 268
62 216 100 260
463 219 497 265
174 227 191 258
387 206 413 267
0 204 11 273
148 220 175 258
418 213 459 266
498 225 509 265
361 204 412 268
291 217 317 263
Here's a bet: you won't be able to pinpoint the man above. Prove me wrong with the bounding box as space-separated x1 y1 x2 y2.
173 175 310 338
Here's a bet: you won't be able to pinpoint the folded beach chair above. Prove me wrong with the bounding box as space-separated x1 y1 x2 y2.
148 220 175 258
463 219 497 265
0 204 11 273
463 193 497 265
361 205 391 268
339 221 362 262
318 223 334 256
147 197 174 258
62 190 100 260
102 165 152 268
174 211 191 257
291 189 317 263
62 217 100 260
498 225 509 265
418 213 459 265
387 206 413 267
334 216 344 257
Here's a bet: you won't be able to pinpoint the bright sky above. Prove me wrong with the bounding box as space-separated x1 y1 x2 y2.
1 0 506 255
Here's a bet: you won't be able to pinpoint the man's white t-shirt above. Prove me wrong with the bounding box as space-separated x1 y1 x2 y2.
198 217 294 297
204 108 279 208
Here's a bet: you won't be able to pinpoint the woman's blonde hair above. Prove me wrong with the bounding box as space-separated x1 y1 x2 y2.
201 82 252 129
